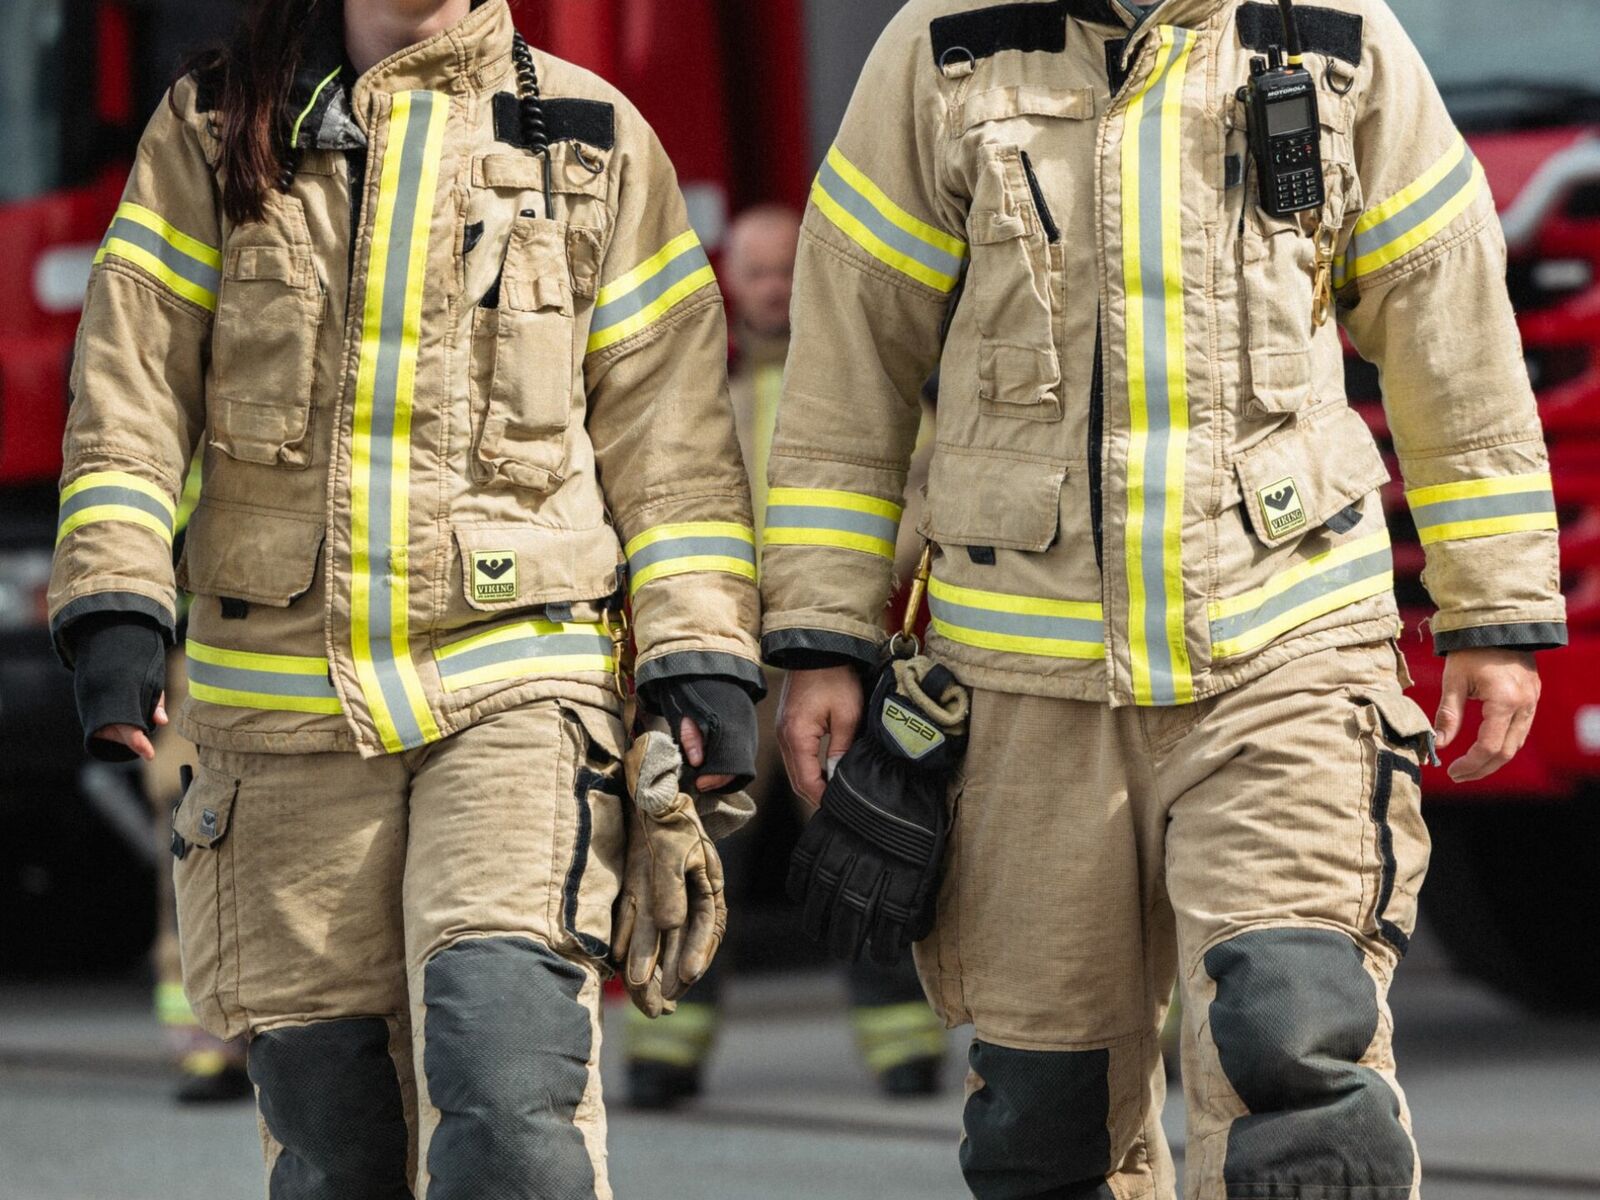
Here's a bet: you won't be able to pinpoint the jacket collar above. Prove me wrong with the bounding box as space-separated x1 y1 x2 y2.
288 0 514 150
1115 0 1234 67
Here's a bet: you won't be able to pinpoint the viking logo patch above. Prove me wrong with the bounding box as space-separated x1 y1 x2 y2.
1258 478 1307 538
471 551 518 603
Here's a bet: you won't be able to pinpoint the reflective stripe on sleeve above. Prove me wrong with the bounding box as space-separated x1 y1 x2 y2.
57 471 177 547
1120 26 1198 705
811 146 968 293
434 620 615 693
762 488 903 560
587 230 717 353
1335 135 1487 288
624 522 757 595
1407 472 1558 545
94 202 222 311
186 641 344 715
1208 532 1394 660
929 576 1106 660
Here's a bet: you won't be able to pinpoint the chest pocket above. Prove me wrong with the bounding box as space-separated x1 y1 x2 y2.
962 87 1095 423
470 209 600 495
208 194 324 468
1238 90 1356 415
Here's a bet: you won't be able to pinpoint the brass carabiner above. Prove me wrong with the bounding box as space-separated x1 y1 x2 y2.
605 604 634 700
889 542 935 660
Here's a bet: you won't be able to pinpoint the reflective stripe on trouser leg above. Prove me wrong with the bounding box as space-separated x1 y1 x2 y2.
422 937 597 1200
961 1041 1116 1200
1203 928 1416 1197
250 1018 412 1200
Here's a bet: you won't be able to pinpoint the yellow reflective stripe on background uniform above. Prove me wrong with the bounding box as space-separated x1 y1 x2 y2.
625 522 757 595
1407 472 1558 545
1121 26 1197 706
94 201 222 311
1334 135 1486 288
350 91 449 753
812 146 967 293
57 471 176 546
928 576 1106 661
1208 532 1395 660
763 488 903 560
186 641 343 715
434 620 615 693
587 230 717 353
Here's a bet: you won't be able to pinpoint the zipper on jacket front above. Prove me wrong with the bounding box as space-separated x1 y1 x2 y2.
1090 316 1104 571
1020 152 1061 244
346 147 368 284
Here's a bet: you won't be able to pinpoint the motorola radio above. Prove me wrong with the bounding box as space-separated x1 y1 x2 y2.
1241 0 1324 217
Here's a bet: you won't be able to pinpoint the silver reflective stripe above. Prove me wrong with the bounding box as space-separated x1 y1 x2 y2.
57 486 174 530
103 216 222 294
1411 489 1556 529
627 535 756 574
591 241 712 329
1209 548 1394 646
816 156 967 282
187 659 339 701
437 631 615 682
763 504 899 544
1347 147 1477 268
929 593 1104 645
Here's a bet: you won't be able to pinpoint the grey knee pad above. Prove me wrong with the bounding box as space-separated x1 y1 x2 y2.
960 1041 1116 1200
423 937 594 1200
1206 927 1415 1197
249 1018 411 1200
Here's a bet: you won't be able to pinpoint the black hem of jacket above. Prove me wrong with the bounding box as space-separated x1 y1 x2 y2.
51 592 176 669
634 651 768 702
1434 621 1568 655
761 628 880 672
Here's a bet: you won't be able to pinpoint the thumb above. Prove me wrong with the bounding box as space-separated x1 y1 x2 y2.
1435 669 1469 750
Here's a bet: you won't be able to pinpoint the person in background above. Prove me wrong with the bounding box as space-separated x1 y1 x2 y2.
623 204 946 1108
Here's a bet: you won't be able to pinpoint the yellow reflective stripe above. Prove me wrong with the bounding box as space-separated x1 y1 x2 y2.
931 621 1107 660
1209 533 1392 622
766 489 904 522
184 641 330 675
60 471 176 516
630 556 757 593
929 577 1101 621
825 146 967 259
625 522 758 595
810 180 963 293
1417 512 1559 545
188 681 345 715
185 640 343 714
1347 161 1485 280
1121 27 1197 706
623 521 757 556
439 656 616 693
1210 574 1394 660
113 202 221 269
928 577 1106 661
434 617 600 661
762 528 896 559
434 619 615 693
588 231 717 353
1406 472 1554 508
1336 136 1486 286
55 505 172 547
155 981 198 1028
596 230 700 307
94 237 219 310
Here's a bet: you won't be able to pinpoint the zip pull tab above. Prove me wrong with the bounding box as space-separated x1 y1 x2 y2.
1311 222 1338 329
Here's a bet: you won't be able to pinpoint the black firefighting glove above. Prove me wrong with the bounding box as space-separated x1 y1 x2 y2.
787 656 970 965
67 614 167 763
644 676 759 795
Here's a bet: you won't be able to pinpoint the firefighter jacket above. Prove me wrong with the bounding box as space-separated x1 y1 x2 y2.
48 0 762 756
760 0 1566 707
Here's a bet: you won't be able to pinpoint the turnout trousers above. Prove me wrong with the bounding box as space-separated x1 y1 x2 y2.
170 699 628 1200
914 642 1435 1200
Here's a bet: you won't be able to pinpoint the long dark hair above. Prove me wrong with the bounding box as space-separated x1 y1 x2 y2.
180 0 317 225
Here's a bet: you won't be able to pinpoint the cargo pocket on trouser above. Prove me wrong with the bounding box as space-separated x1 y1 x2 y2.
1355 690 1435 957
968 146 1063 422
471 213 578 495
170 764 243 1040
208 193 324 467
552 702 628 965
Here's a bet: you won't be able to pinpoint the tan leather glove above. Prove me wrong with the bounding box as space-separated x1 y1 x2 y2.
614 731 729 1018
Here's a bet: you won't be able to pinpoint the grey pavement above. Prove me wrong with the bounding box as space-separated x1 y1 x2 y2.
1 927 1597 1200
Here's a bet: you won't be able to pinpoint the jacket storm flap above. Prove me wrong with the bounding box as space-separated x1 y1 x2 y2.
50 0 761 755
760 0 1565 706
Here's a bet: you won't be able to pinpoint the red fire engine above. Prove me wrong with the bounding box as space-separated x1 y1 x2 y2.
1 0 1595 1008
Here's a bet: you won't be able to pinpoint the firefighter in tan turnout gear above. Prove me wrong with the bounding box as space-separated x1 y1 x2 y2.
49 0 761 1195
768 1 1563 1197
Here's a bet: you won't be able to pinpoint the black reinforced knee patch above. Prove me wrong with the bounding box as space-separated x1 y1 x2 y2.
423 937 594 1200
1205 928 1415 1198
960 1041 1116 1200
249 1018 411 1200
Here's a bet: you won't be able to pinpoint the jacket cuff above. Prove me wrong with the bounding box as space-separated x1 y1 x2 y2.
1434 621 1569 655
761 627 880 671
633 650 767 701
51 592 176 668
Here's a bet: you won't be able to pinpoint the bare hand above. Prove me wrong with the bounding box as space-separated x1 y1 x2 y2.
777 667 864 808
1434 649 1541 783
678 717 734 793
92 692 168 763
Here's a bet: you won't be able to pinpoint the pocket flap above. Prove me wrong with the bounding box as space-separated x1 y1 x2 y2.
564 700 625 762
501 215 573 313
454 523 625 612
227 244 311 287
173 769 238 850
1357 690 1436 751
1234 405 1390 548
178 500 324 606
959 85 1095 130
924 449 1064 552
